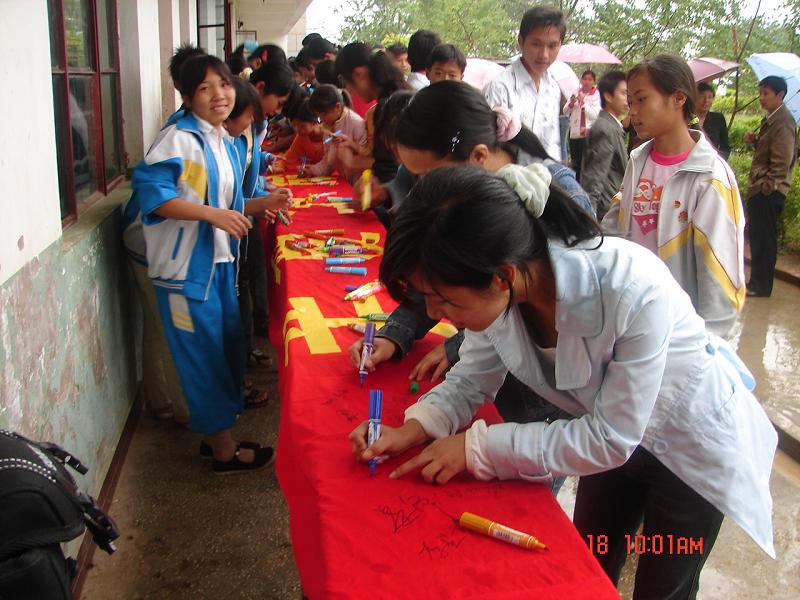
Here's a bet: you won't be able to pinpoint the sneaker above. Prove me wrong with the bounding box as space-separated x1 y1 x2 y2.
213 446 275 474
199 440 260 459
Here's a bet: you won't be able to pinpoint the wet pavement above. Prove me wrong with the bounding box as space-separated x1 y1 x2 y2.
81 274 800 599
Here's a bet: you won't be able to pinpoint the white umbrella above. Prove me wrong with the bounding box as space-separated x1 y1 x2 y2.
747 52 800 124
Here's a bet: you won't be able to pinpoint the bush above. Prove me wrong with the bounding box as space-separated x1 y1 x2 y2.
727 114 761 152
729 149 800 252
712 94 760 116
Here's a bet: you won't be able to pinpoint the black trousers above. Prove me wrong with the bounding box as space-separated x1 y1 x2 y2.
573 446 724 600
747 191 786 296
569 137 586 182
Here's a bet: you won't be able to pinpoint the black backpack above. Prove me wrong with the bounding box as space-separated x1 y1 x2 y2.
0 430 119 599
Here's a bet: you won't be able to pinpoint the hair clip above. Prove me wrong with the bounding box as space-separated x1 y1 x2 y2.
450 130 462 153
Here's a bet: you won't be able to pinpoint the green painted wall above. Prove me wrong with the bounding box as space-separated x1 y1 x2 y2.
0 185 139 498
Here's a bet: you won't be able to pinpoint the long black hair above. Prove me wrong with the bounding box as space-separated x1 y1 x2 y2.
380 166 601 305
228 77 263 124
628 54 696 121
249 61 295 96
335 43 407 100
395 80 550 161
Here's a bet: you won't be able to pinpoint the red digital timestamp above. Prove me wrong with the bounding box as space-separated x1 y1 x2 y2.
586 534 704 555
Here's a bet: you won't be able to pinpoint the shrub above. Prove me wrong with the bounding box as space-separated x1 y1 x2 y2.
712 94 760 116
727 114 761 152
729 149 800 251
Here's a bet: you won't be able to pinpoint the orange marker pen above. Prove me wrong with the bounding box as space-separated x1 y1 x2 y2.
457 512 548 551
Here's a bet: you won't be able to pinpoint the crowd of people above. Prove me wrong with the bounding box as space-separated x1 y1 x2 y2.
122 4 797 597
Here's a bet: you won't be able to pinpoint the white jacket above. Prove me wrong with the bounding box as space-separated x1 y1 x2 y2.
406 237 776 557
601 132 746 338
563 88 600 138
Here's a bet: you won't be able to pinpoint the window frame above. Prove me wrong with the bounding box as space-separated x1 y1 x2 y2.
196 0 232 60
49 0 126 227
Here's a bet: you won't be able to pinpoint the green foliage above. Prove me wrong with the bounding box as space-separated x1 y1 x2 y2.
712 95 759 117
729 150 800 251
338 0 523 57
727 114 761 151
381 33 410 48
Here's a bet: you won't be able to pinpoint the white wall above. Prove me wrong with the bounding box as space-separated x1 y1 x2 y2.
0 0 62 286
234 0 312 55
159 0 183 124
120 0 165 164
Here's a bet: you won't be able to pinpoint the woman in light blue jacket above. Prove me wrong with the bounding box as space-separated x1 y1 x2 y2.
349 165 776 599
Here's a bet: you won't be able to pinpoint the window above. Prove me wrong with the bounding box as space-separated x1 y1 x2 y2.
197 0 230 60
47 0 125 225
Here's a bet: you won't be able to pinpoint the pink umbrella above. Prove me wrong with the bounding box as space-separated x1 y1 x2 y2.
688 57 740 83
463 57 506 90
549 60 581 98
557 43 621 64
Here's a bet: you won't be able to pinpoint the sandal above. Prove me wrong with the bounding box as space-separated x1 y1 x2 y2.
249 348 272 367
200 440 260 459
244 386 269 409
213 446 275 474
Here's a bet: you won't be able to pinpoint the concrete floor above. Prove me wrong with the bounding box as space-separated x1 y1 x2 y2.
81 279 800 599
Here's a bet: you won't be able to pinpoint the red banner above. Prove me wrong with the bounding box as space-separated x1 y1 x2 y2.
267 175 618 599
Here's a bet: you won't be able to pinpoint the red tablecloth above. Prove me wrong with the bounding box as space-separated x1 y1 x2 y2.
267 176 618 599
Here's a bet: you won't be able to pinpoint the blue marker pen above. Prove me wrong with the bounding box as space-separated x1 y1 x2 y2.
323 129 344 144
326 197 353 202
325 257 367 265
367 389 383 476
324 266 367 275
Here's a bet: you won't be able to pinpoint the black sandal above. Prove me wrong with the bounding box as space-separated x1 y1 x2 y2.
244 387 269 409
213 446 275 474
200 440 260 459
249 349 272 367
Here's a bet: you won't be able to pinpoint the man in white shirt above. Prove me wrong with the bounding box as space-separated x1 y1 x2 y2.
563 70 601 180
483 5 566 160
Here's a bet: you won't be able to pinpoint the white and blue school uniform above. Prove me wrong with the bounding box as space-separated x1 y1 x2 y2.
121 106 189 266
406 236 777 557
131 111 247 434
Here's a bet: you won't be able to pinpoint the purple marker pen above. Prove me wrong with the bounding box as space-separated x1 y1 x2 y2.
359 322 376 387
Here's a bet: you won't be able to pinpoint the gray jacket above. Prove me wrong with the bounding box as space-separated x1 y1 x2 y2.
580 110 627 220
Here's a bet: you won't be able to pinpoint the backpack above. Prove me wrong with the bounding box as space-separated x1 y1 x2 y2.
0 430 119 599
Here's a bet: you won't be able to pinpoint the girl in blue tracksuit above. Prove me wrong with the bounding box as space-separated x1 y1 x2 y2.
132 54 276 473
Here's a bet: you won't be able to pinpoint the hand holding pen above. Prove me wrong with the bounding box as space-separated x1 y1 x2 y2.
358 322 376 387
367 390 383 475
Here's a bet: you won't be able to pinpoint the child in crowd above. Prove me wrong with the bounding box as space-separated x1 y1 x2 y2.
348 82 589 478
224 78 291 371
353 81 592 220
304 37 337 68
251 62 302 154
335 43 408 182
132 55 277 473
602 54 745 338
426 43 466 83
385 43 410 74
271 99 325 172
247 44 287 71
306 83 369 181
406 29 442 90
350 165 776 599
314 59 339 87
